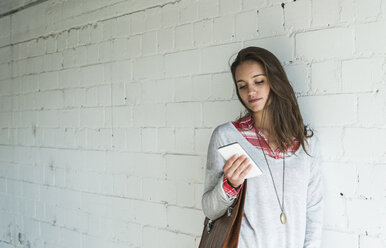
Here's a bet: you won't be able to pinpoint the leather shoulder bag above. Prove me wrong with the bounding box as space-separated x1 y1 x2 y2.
198 179 247 248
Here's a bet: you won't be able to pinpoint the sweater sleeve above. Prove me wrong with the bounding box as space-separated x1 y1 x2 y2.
201 127 236 220
304 136 324 248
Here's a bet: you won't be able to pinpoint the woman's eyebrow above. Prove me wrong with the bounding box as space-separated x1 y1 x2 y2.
236 74 265 84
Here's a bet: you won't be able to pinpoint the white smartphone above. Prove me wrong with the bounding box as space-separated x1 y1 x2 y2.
218 142 263 178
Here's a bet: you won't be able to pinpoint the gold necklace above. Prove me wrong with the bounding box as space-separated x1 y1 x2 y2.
254 126 286 224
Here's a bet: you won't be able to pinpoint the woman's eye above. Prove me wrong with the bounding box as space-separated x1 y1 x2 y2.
256 80 264 84
238 85 246 89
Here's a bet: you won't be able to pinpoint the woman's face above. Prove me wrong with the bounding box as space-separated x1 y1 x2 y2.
235 60 271 114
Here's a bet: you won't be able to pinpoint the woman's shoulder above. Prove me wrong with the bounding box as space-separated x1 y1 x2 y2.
212 121 235 137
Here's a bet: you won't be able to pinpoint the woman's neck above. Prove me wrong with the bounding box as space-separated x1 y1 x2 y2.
252 111 271 133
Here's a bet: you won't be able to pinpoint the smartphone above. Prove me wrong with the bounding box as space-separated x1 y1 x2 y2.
218 142 263 178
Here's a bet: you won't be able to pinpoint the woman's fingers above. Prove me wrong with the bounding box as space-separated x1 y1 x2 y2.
224 155 250 179
230 157 250 178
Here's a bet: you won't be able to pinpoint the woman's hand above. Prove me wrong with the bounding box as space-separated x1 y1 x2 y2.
223 154 252 188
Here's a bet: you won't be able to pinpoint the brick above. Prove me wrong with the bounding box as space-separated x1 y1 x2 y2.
145 8 163 31
219 0 241 15
311 61 340 93
20 74 38 93
37 110 59 128
346 198 385 233
158 4 178 27
202 100 244 127
142 31 157 56
141 78 174 104
360 234 386 248
176 181 195 207
90 23 103 43
358 90 386 126
235 10 259 40
317 127 344 159
166 102 202 127
127 35 141 58
130 153 166 179
179 0 198 24
175 127 194 153
201 43 241 74
158 127 175 152
297 94 356 126
43 53 62 72
80 64 104 86
194 128 212 154
85 86 98 107
158 28 174 53
343 128 386 162
244 35 294 62
110 60 132 83
311 0 339 27
39 71 59 91
213 15 235 43
36 90 64 110
193 19 213 46
165 154 203 182
126 175 142 199
66 29 78 48
80 107 104 128
174 76 192 102
79 25 91 45
102 18 117 40
284 0 311 30
166 205 204 235
284 63 308 93
59 68 81 88
133 103 166 127
340 0 355 23
165 50 200 77
357 164 386 200
242 0 266 10
98 40 114 62
342 58 383 92
0 16 10 47
126 82 141 105
198 0 219 20
323 162 357 197
141 127 158 152
62 48 77 68
258 5 284 37
86 44 99 64
175 23 194 50
143 178 176 204
133 55 164 79
356 0 381 22
111 106 132 127
115 15 131 38
321 230 357 248
192 74 212 101
131 200 167 227
296 28 353 60
0 47 11 64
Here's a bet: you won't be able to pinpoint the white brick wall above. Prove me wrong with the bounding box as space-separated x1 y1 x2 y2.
0 0 385 247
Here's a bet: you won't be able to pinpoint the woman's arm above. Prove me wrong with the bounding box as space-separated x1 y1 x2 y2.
304 136 324 248
201 127 236 220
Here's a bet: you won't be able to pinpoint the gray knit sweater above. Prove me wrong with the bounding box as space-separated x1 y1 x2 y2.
201 122 324 248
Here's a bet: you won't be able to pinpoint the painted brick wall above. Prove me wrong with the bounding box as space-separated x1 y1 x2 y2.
0 0 385 247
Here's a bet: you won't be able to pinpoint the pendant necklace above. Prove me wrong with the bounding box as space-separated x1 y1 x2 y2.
254 126 286 224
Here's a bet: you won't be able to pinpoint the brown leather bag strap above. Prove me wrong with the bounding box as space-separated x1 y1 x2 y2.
199 180 248 248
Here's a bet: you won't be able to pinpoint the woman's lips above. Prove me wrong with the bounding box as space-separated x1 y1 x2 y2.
249 98 261 103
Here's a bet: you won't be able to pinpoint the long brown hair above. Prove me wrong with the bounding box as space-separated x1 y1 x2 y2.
230 46 314 156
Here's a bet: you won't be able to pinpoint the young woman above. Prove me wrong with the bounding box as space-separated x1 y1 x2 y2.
201 47 323 248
